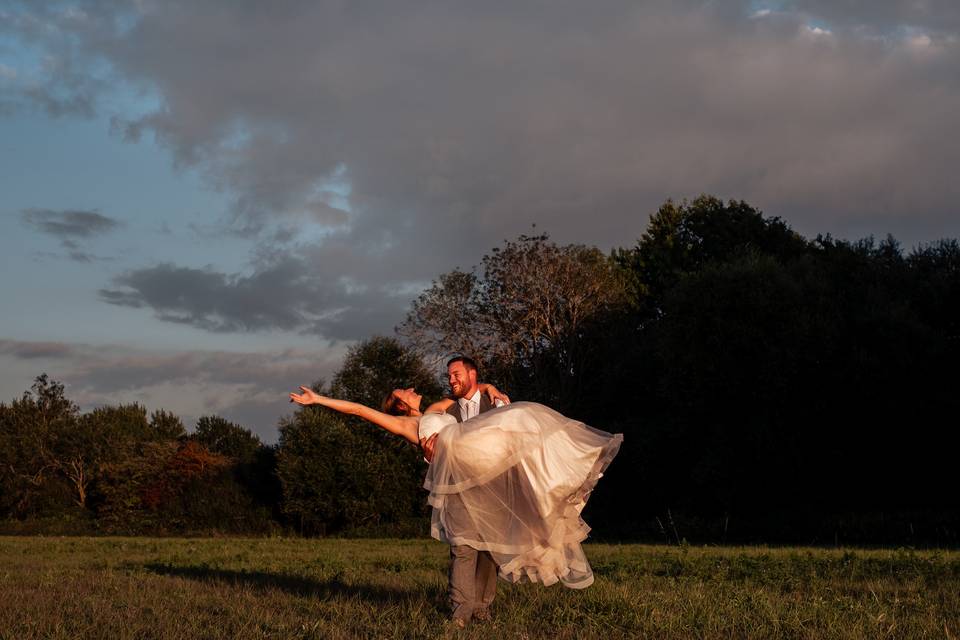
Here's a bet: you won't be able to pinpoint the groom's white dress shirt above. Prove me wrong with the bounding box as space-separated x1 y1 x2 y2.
423 391 505 464
458 389 504 421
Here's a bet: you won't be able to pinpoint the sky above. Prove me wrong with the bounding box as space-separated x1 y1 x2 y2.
2 0 959 442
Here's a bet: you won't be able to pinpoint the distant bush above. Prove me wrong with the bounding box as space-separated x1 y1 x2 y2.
93 440 275 534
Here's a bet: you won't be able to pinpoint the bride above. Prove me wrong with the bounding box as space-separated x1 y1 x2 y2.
289 385 622 589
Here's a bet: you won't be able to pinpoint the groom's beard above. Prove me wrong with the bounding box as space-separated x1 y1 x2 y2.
450 381 472 398
452 381 478 398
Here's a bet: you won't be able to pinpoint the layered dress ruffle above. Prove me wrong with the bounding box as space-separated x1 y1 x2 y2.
422 402 622 589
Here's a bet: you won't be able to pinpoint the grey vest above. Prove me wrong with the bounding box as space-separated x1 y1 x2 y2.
445 394 494 423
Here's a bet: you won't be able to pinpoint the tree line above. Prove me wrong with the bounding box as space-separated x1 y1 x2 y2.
3 195 958 544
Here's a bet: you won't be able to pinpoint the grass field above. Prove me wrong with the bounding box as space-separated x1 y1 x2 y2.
2 536 959 639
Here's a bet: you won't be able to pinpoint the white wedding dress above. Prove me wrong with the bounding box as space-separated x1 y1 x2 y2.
419 402 622 589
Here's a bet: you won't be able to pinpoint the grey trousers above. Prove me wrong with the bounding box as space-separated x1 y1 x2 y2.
449 544 498 621
444 493 497 620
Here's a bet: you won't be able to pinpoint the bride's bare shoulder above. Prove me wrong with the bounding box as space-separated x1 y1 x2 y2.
424 397 454 414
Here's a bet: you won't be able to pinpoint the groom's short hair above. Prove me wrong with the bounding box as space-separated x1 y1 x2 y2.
447 355 478 374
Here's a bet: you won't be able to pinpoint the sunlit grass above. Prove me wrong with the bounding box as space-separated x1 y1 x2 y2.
1 537 958 639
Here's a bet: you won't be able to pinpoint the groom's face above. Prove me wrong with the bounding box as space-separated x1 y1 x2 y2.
448 362 477 399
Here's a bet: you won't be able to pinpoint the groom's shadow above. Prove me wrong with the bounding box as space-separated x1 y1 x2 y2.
142 562 442 606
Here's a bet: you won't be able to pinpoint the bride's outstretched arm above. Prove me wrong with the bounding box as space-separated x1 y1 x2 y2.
289 386 419 445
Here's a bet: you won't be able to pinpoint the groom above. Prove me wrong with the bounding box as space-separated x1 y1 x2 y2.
423 355 502 627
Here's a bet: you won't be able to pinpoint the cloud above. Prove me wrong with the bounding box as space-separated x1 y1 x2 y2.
7 1 960 339
0 340 77 359
98 252 415 339
777 1 960 35
20 207 122 263
21 207 121 238
51 238 116 263
0 339 348 441
0 4 109 117
66 250 102 263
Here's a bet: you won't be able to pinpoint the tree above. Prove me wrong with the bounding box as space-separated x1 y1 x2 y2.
398 270 495 366
190 416 280 523
277 406 427 535
615 195 809 318
330 336 444 410
645 254 813 512
0 380 190 518
399 234 629 409
0 375 81 514
193 416 261 461
94 439 272 534
479 234 630 406
277 337 440 535
83 403 150 441
908 238 960 339
149 409 187 441
68 403 175 508
58 414 106 508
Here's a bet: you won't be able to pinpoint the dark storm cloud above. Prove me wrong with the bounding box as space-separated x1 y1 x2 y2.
100 260 317 332
99 254 412 337
8 0 960 338
22 208 121 238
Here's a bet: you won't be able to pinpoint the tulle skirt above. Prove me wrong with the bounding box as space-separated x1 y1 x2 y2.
423 401 622 589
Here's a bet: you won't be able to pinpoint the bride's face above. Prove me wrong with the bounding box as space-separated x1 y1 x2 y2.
392 388 422 415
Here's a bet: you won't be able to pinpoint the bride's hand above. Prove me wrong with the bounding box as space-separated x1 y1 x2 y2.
420 433 438 463
290 386 323 406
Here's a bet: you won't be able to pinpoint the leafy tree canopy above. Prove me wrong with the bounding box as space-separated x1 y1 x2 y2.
330 336 444 410
193 415 262 461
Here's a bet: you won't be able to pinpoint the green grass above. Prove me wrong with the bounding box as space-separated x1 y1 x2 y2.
2 537 959 639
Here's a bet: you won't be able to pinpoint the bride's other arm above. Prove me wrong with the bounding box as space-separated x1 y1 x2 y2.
289 386 419 445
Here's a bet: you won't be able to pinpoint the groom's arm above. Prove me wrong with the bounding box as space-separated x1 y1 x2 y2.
420 398 453 464
479 382 510 406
